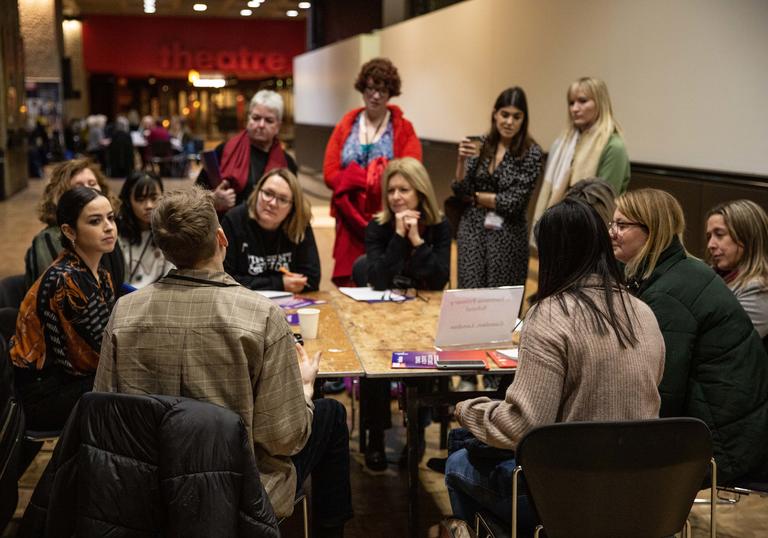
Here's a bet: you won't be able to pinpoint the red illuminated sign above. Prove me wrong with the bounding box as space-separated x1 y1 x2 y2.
83 15 305 79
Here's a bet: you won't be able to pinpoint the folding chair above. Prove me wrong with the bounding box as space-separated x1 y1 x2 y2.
477 418 716 538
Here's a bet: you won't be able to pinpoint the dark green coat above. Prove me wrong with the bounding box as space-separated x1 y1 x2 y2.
635 238 768 483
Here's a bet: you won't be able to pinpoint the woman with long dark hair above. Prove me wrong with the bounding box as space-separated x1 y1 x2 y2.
453 87 543 288
445 199 664 530
117 171 171 288
11 186 118 430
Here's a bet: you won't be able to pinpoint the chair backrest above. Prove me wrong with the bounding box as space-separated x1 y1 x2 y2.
149 139 172 158
0 274 26 309
516 418 712 538
20 392 279 538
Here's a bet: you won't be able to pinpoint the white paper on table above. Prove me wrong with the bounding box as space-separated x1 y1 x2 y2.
338 286 406 302
255 290 293 299
495 348 519 359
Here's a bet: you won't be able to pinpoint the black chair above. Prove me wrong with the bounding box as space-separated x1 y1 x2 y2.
0 275 26 310
478 418 716 538
148 140 188 178
19 392 280 537
0 336 24 533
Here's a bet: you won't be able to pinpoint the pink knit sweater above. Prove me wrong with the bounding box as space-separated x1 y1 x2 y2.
456 287 665 449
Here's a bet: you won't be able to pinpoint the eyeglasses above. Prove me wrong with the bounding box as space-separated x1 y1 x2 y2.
364 85 389 98
608 220 647 233
259 189 292 208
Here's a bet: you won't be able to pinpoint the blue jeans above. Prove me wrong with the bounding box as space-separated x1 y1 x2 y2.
445 448 537 535
291 398 353 530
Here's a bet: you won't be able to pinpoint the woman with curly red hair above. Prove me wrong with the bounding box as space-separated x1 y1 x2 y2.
323 57 422 286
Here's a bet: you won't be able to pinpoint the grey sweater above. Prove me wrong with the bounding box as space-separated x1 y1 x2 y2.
457 287 665 449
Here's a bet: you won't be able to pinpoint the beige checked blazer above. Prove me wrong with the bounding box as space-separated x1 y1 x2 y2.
95 269 313 517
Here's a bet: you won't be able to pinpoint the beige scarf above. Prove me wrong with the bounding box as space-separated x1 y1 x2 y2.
531 123 615 238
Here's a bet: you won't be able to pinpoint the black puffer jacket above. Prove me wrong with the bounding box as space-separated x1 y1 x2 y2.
19 392 280 537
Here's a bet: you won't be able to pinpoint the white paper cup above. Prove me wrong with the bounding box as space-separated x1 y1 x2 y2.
297 308 320 340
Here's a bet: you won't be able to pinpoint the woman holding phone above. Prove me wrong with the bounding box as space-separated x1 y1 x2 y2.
452 87 543 289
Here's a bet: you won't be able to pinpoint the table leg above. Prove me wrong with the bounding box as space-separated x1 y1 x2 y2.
405 382 420 538
359 378 367 453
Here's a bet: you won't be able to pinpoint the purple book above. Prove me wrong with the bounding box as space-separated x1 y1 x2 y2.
391 351 440 369
274 296 325 310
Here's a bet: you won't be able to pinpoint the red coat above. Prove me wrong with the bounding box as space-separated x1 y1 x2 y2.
323 105 422 284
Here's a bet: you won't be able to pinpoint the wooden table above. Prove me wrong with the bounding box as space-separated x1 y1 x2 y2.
287 291 364 379
328 289 515 538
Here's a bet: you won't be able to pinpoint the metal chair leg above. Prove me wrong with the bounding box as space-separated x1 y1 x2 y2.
511 466 522 538
710 458 717 538
533 525 543 537
302 494 309 538
683 518 692 538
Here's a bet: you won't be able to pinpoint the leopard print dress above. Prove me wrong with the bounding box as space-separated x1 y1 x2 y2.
452 140 543 288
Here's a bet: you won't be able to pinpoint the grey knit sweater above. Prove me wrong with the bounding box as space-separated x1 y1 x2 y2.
456 287 665 449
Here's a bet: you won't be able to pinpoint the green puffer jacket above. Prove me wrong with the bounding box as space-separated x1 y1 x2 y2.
634 237 768 484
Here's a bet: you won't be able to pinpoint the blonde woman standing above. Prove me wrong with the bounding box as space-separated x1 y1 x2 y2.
221 168 320 293
532 77 629 226
706 199 768 339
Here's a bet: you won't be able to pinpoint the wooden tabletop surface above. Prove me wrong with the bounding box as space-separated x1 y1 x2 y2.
326 290 514 378
289 291 364 378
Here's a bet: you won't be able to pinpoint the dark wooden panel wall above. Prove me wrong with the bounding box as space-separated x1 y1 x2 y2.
294 123 768 259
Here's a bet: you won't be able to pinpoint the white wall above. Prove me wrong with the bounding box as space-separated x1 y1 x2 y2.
294 0 768 175
294 33 380 127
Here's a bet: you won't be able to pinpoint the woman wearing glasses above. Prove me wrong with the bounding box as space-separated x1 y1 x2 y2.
323 57 422 286
221 169 320 293
705 199 768 340
612 188 768 484
532 77 630 227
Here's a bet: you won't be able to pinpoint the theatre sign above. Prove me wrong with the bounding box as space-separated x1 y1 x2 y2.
82 15 304 79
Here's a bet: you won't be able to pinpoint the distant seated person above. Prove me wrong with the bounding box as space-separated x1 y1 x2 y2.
11 187 118 431
222 168 320 293
446 199 665 531
117 171 173 289
94 187 352 536
354 157 450 291
196 90 298 213
25 158 124 291
141 115 170 144
705 199 768 340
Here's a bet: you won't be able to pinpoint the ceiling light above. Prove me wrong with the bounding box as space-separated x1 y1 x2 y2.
247 0 261 6
143 0 156 13
298 2 311 8
286 9 298 17
240 8 253 16
193 3 207 11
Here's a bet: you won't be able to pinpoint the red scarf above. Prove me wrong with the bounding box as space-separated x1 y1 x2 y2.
220 131 288 193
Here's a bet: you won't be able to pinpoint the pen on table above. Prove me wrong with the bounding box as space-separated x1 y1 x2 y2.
278 266 290 275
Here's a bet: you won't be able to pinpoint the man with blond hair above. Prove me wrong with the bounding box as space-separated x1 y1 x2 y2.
95 186 351 537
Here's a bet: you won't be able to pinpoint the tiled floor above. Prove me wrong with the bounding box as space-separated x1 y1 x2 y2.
1 167 767 537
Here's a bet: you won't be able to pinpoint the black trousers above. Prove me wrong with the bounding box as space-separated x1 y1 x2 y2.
14 367 94 431
292 398 353 530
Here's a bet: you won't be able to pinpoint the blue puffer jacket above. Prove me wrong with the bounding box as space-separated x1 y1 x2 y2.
19 392 280 537
634 238 768 484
